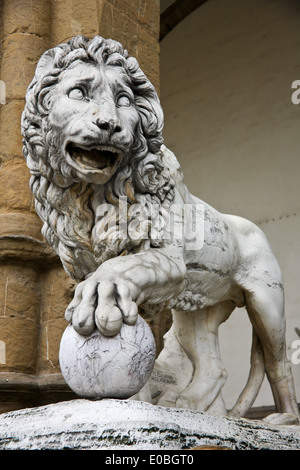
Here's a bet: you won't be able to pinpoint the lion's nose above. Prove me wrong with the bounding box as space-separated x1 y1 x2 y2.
95 117 122 135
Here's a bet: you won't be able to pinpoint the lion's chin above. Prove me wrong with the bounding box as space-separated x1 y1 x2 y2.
65 143 124 184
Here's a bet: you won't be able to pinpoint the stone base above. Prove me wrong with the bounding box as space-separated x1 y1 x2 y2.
0 398 299 450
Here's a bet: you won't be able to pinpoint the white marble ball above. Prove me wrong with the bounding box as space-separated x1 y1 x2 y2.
59 315 156 399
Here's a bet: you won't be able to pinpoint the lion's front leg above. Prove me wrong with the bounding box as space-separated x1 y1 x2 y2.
65 248 186 336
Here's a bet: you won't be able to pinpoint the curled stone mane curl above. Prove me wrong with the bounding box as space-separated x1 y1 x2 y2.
21 35 175 281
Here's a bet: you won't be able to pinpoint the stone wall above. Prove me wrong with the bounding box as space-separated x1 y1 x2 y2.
0 0 160 413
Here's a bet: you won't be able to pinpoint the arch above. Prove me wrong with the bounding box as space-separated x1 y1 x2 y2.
160 0 209 41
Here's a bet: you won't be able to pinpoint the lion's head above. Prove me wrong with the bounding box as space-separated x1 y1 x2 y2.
22 36 175 281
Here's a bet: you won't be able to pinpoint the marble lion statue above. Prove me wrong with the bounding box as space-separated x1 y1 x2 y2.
22 35 298 424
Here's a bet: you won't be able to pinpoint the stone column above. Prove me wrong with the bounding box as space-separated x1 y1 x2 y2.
0 0 161 412
0 0 71 412
51 0 160 90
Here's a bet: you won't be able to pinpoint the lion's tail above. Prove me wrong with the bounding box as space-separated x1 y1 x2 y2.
228 329 265 418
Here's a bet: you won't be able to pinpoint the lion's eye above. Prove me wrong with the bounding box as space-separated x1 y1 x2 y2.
117 95 131 107
68 88 85 100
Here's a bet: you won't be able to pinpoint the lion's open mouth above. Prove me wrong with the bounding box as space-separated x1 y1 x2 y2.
67 144 122 171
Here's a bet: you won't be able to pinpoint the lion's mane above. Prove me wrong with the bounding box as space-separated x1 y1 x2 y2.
22 35 175 282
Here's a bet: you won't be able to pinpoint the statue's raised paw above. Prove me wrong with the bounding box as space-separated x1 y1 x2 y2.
65 273 138 337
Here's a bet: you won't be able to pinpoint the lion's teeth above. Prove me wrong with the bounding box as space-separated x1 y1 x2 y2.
95 146 118 153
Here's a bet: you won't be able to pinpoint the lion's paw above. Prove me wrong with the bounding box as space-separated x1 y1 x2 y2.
263 412 300 426
156 390 179 408
65 277 138 337
175 394 200 411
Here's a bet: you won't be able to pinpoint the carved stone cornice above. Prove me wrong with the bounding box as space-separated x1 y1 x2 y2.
0 213 59 265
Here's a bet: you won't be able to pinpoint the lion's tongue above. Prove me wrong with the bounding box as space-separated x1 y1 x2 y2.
73 147 117 169
80 148 107 169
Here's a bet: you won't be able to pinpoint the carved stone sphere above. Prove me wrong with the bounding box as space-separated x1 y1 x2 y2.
59 315 156 399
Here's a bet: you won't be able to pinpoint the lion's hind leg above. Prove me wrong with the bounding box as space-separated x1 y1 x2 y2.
244 283 299 423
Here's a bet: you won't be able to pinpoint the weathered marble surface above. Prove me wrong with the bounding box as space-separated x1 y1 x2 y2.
0 399 299 450
59 316 155 398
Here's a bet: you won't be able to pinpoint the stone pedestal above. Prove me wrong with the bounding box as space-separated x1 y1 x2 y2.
0 399 299 450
